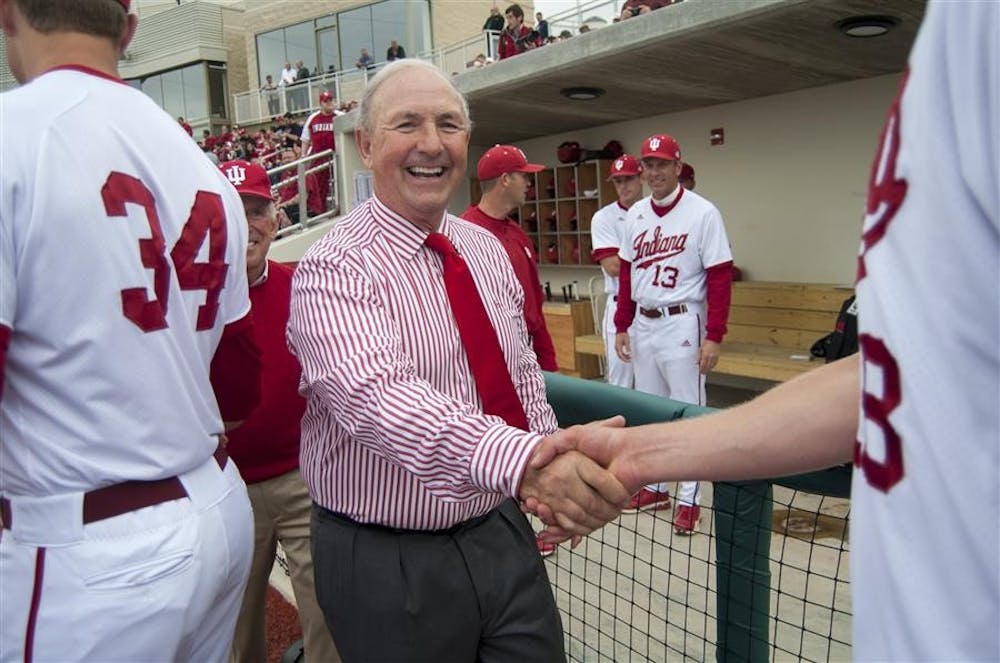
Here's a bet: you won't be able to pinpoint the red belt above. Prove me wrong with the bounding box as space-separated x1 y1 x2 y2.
639 303 688 318
1 444 228 531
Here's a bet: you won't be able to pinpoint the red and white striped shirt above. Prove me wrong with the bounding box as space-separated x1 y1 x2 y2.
288 196 558 529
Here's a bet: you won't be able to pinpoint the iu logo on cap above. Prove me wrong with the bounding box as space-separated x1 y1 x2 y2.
226 165 247 186
649 137 661 151
615 158 624 170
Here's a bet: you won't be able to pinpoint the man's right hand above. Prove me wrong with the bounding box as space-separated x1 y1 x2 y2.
614 333 632 362
518 446 630 539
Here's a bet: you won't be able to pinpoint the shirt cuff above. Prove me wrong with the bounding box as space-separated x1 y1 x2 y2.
469 425 543 498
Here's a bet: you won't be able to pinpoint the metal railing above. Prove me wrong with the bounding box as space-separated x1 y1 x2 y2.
266 149 338 240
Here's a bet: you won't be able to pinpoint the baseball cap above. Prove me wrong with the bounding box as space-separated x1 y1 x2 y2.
641 134 682 161
319 91 334 103
679 162 696 180
220 160 273 201
477 145 545 181
608 154 642 179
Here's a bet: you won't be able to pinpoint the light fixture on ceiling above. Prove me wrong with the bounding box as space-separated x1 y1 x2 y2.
836 15 899 38
560 86 605 101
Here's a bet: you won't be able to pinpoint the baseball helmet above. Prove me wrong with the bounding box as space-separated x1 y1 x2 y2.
557 141 582 164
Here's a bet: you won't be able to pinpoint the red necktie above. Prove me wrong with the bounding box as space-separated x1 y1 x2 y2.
424 232 530 431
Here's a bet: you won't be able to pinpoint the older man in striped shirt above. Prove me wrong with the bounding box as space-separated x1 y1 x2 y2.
288 59 628 662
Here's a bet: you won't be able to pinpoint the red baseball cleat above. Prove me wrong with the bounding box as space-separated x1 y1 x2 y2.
536 535 557 557
624 488 671 513
673 504 701 535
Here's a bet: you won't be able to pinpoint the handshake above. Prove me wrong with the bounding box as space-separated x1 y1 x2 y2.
518 415 639 548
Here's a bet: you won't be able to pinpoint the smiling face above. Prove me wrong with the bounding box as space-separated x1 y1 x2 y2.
355 66 470 232
641 157 682 200
242 194 277 283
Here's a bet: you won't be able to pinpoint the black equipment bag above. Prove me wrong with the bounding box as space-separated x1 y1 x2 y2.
810 295 858 363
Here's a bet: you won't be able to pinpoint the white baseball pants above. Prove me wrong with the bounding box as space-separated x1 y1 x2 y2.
602 296 633 389
0 453 253 662
631 307 706 507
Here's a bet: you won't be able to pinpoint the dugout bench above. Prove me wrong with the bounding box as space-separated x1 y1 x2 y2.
574 281 854 384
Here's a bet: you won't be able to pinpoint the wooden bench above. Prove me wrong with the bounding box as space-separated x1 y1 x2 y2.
574 281 853 383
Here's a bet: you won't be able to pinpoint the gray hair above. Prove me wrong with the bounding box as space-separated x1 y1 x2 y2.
358 60 471 134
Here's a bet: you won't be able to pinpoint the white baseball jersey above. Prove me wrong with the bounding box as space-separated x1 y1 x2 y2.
618 187 731 307
591 200 630 295
0 67 252 496
851 2 998 660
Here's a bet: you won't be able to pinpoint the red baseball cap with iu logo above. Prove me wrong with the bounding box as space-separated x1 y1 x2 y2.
220 160 274 201
608 154 642 179
477 145 545 181
641 134 682 161
319 91 334 103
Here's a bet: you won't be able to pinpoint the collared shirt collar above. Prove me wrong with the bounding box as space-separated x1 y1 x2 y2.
369 195 452 260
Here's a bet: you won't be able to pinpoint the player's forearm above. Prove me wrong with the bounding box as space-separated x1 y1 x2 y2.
619 355 859 487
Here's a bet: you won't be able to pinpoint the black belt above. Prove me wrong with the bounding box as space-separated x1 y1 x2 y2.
639 304 688 318
1 443 228 530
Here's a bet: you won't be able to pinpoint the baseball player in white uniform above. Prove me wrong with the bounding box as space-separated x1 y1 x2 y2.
590 154 645 389
531 1 997 657
615 135 733 532
0 1 262 660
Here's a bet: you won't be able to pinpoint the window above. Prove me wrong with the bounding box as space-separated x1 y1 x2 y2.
254 1 431 83
131 62 214 123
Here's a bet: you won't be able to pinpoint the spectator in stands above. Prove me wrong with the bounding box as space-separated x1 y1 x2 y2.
355 48 375 71
483 6 505 60
467 53 489 68
261 74 280 115
275 148 303 225
177 116 193 136
301 91 337 215
386 40 406 61
535 12 549 41
290 60 311 112
578 24 591 33
620 0 673 20
483 6 505 33
220 159 342 663
499 3 537 60
679 162 696 190
558 29 573 40
280 61 296 86
295 60 310 81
